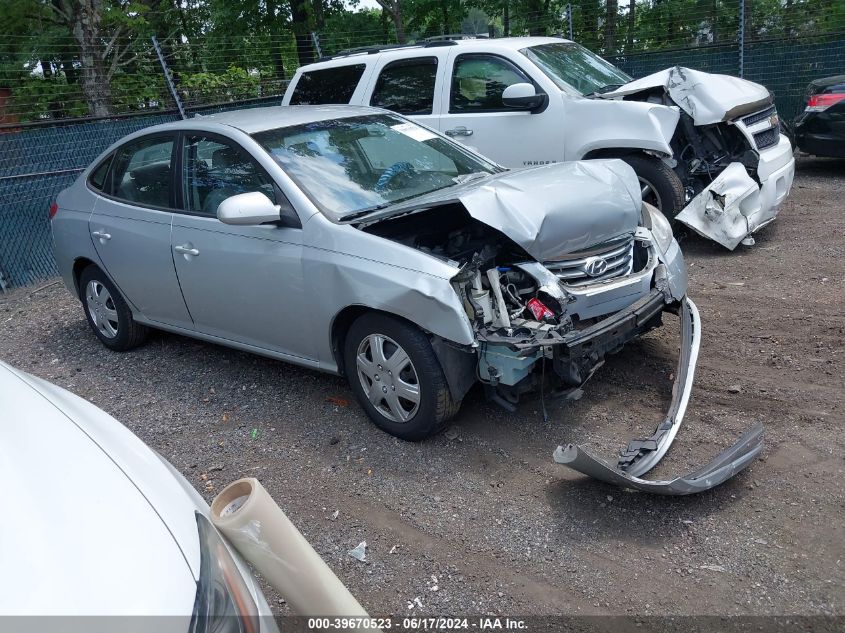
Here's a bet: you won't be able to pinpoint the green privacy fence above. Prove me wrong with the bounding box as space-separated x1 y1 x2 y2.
608 33 845 121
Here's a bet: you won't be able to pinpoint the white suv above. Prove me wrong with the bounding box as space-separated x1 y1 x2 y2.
282 36 795 250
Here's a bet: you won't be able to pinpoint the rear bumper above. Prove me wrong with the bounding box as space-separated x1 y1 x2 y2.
795 131 845 158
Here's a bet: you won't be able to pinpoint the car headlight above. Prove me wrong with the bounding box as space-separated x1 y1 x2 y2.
642 202 674 254
190 512 259 633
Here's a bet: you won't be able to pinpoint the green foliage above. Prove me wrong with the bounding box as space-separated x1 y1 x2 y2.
180 66 261 104
7 77 87 121
1 0 843 122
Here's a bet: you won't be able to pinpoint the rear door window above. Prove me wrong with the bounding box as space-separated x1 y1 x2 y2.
108 135 176 209
370 58 438 115
289 64 366 105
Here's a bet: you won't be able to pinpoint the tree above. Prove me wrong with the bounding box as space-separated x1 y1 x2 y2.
374 0 407 43
605 0 617 54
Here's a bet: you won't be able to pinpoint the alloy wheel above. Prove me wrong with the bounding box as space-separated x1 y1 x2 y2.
639 177 663 210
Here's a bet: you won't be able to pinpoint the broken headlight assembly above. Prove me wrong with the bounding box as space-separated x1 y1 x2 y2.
642 202 674 253
190 513 260 633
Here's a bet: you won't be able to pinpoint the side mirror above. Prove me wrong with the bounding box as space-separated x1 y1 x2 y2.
217 191 282 226
502 83 548 112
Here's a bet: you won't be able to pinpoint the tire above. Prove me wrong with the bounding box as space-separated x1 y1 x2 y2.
622 154 686 219
343 313 459 441
79 265 148 351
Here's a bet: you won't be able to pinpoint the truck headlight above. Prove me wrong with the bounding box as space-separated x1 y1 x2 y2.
643 203 674 254
190 513 259 633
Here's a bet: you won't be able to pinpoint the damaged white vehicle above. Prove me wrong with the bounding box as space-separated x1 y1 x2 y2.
284 36 795 249
52 106 761 493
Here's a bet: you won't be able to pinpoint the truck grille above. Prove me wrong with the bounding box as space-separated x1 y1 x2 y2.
739 104 781 150
753 127 780 150
742 104 777 127
544 234 635 287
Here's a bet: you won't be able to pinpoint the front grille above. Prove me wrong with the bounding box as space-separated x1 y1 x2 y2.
742 104 777 127
544 234 635 287
753 127 780 150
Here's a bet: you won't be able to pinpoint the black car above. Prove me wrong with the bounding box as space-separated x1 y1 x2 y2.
794 75 845 158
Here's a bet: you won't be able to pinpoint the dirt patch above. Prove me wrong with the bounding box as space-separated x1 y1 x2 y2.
1 156 843 616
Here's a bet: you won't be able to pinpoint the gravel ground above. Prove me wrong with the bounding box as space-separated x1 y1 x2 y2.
1 156 843 617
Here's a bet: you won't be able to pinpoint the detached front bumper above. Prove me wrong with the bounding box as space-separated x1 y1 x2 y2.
553 297 763 495
675 135 795 250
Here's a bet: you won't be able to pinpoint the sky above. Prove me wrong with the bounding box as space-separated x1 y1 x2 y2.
350 0 383 11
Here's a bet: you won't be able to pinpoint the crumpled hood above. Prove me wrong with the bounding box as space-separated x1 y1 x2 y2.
601 66 772 126
378 160 642 262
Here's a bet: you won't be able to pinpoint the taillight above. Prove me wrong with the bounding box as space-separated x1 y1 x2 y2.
48 202 59 220
806 93 845 112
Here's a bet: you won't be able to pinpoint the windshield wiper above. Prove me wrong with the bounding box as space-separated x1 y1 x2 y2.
339 202 392 222
585 83 627 97
452 172 489 185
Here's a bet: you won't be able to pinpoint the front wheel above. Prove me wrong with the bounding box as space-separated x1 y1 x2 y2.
343 313 459 441
622 155 686 219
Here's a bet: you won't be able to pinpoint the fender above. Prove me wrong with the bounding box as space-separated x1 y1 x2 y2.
301 216 477 372
564 97 680 161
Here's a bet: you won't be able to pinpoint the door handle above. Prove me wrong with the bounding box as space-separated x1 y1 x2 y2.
91 230 111 241
174 244 200 256
445 126 473 137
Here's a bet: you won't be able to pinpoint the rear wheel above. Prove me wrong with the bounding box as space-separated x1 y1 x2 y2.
79 265 148 351
622 154 686 219
343 313 459 441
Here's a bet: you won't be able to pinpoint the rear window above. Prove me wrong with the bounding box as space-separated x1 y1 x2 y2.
289 65 366 105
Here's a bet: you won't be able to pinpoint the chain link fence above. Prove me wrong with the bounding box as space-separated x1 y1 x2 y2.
1 0 842 289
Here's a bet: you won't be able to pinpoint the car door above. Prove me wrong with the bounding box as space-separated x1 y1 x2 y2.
89 133 194 329
170 131 312 361
436 51 561 167
365 53 445 131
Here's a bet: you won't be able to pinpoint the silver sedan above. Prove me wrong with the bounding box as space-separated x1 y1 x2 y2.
53 105 701 471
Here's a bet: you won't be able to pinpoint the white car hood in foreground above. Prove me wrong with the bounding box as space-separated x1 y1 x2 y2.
601 66 772 125
0 363 197 617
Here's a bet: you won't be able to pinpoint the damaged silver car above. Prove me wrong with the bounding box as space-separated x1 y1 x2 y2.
51 105 759 493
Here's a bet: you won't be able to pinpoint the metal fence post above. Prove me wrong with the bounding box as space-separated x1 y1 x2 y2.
152 36 187 119
566 3 574 41
311 32 323 59
738 0 746 78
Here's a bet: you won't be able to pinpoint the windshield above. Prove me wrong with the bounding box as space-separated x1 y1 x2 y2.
521 42 632 96
252 114 498 220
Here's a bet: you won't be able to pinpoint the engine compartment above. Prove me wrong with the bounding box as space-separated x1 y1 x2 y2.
619 89 760 197
361 204 578 400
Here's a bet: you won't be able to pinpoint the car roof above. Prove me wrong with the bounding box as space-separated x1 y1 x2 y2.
139 104 387 136
302 36 570 70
